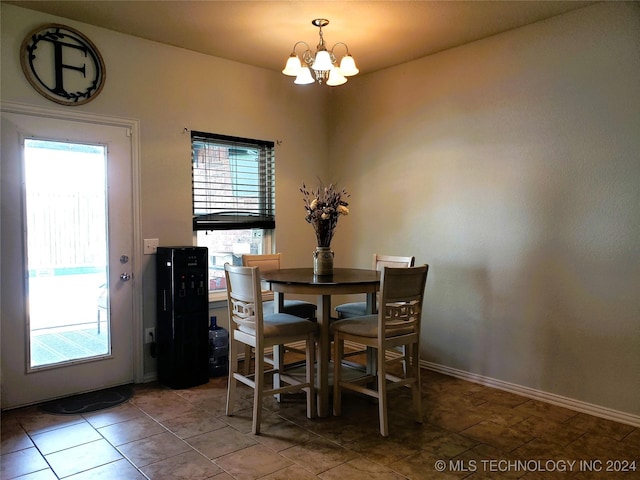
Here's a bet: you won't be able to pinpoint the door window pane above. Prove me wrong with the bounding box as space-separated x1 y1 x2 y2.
24 139 110 368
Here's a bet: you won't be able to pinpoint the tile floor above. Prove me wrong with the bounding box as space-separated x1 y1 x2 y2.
1 366 639 480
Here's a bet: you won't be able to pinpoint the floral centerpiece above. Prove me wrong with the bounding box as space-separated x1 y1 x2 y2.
301 181 350 247
301 181 349 275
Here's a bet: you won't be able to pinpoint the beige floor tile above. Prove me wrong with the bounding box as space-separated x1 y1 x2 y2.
511 437 579 460
173 384 228 405
220 407 282 434
297 415 375 445
160 410 227 439
320 457 408 480
210 473 235 480
31 421 102 455
461 420 533 452
342 433 421 466
45 439 123 478
565 413 636 441
8 469 59 480
469 389 530 409
129 392 200 422
259 464 320 480
215 444 293 480
98 414 167 446
469 402 530 427
568 431 640 460
425 378 488 402
16 410 85 436
116 431 192 468
513 399 579 423
0 446 49 479
83 402 146 429
3 372 637 480
140 450 222 479
186 426 257 459
424 403 487 432
1 423 34 454
513 415 585 447
622 428 640 451
280 437 358 475
419 431 478 458
253 418 319 451
64 458 146 479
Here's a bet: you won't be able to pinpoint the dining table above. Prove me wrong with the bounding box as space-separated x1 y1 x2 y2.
261 267 380 417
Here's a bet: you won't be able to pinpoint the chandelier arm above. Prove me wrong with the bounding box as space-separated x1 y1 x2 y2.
290 40 311 55
331 42 351 56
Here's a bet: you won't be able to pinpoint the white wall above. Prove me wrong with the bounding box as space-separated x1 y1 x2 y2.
329 2 639 417
0 4 329 381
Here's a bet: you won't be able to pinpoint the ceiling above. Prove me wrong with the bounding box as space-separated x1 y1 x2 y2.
8 1 595 76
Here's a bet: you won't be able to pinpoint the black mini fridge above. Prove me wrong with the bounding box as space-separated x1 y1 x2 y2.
156 246 209 389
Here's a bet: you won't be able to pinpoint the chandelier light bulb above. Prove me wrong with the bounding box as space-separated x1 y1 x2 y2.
339 55 359 76
326 67 347 86
282 55 302 76
312 50 333 71
294 66 315 84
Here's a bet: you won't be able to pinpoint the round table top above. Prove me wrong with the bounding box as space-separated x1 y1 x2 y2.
261 267 379 286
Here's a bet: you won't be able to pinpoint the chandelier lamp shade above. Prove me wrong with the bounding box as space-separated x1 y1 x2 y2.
282 19 359 86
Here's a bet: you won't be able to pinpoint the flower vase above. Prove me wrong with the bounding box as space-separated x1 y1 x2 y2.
313 246 334 276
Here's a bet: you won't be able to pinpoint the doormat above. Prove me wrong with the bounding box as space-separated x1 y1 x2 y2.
39 384 133 415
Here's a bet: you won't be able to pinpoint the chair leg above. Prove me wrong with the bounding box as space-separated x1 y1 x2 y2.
305 332 316 419
243 344 252 375
377 346 389 437
253 345 264 435
401 345 409 377
332 334 343 416
411 341 422 424
226 338 238 416
273 344 284 402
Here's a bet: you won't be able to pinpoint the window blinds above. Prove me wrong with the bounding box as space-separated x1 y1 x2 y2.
191 131 275 231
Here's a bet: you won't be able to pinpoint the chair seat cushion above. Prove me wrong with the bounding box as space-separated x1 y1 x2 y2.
335 302 367 318
331 315 378 337
263 300 316 319
239 313 317 338
331 315 414 338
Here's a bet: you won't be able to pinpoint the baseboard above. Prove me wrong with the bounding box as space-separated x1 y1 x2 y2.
421 360 640 428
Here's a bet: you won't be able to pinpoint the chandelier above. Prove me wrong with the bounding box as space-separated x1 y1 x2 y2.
282 19 359 86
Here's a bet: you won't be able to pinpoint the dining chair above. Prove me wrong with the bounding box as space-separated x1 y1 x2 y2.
224 264 317 434
335 254 415 319
241 253 317 375
332 264 429 437
335 254 415 369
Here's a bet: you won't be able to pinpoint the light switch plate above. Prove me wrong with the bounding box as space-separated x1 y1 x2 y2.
143 238 159 255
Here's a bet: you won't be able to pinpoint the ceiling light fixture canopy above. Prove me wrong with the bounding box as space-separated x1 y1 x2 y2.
283 18 359 86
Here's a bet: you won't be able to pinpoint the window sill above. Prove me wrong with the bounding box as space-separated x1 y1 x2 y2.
208 291 228 309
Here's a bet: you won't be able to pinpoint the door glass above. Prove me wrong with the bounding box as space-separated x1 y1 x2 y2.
24 139 110 369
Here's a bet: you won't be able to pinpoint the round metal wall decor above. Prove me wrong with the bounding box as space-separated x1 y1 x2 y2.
20 24 106 106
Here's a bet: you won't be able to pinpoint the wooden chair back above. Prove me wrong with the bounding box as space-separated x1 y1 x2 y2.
378 265 428 340
373 254 415 270
242 253 282 301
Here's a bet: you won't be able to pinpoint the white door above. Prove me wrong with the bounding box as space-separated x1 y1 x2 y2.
1 105 141 408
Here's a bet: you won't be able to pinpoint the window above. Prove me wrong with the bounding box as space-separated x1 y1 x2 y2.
191 131 275 297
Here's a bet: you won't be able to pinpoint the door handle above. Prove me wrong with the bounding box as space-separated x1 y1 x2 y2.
120 273 132 281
